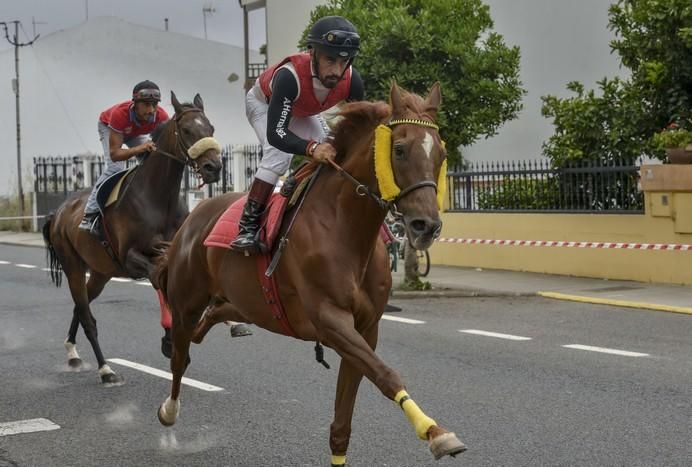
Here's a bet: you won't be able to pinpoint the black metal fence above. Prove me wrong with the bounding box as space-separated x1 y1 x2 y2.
34 145 261 196
447 158 644 213
33 145 262 227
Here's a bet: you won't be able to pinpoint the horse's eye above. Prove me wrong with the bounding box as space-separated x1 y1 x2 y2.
393 145 406 160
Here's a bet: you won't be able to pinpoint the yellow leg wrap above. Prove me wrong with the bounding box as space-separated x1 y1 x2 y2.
331 454 346 466
394 390 437 440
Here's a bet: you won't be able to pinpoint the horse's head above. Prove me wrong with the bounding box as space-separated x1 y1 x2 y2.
386 82 445 250
170 91 222 184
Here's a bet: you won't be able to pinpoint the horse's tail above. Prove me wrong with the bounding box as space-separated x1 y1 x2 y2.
152 241 171 298
42 214 63 288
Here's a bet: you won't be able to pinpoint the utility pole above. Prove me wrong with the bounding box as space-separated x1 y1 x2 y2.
0 21 39 225
202 4 215 40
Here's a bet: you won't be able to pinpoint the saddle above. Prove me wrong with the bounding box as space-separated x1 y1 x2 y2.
204 167 317 338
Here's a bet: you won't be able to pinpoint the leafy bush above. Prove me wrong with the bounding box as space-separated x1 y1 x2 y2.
477 178 559 210
651 121 692 150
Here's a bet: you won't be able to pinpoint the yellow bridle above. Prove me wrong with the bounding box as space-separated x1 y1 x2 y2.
374 121 447 211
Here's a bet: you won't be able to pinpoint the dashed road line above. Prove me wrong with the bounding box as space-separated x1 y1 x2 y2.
563 344 649 357
15 263 37 269
459 329 532 341
107 358 224 392
0 418 60 437
381 315 426 324
0 260 10 264
136 280 152 286
110 278 132 283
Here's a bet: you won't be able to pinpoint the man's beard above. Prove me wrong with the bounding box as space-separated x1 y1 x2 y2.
321 75 340 88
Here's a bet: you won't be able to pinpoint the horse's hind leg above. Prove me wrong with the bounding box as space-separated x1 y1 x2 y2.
158 310 197 427
65 314 82 369
65 269 124 385
319 307 466 461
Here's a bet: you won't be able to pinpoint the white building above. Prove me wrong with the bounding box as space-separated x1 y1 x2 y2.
0 16 261 195
240 0 623 162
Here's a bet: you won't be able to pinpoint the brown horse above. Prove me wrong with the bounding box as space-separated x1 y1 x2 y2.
155 83 466 464
42 92 222 385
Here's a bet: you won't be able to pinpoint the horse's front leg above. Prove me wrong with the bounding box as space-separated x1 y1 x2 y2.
329 322 378 467
318 306 466 461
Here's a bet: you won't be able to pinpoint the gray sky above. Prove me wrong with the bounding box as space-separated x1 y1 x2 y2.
0 0 266 51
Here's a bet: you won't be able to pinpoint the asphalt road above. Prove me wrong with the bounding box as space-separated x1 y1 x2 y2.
0 244 690 467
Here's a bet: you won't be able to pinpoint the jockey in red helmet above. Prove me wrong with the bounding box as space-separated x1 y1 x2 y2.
79 80 169 235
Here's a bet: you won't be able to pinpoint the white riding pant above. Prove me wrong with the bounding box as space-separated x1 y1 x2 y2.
84 121 148 214
246 82 328 185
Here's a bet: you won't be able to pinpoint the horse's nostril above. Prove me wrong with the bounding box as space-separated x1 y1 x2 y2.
409 219 427 236
409 218 442 238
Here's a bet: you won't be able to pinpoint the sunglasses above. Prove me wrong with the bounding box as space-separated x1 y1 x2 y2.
322 30 360 48
133 88 161 101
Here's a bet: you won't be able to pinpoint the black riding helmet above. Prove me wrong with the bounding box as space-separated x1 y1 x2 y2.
306 16 360 59
132 80 161 103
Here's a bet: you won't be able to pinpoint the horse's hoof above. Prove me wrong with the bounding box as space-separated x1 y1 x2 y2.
68 358 83 369
230 323 253 338
157 397 180 426
429 432 466 460
157 404 176 427
161 331 172 359
101 372 125 386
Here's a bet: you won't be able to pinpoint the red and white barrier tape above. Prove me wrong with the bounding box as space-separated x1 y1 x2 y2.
436 238 692 251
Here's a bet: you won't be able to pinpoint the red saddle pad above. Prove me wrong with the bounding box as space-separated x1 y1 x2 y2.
204 192 290 250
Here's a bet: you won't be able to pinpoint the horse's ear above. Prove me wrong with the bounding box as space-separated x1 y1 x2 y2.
193 94 204 111
425 82 442 117
389 81 404 117
171 91 183 114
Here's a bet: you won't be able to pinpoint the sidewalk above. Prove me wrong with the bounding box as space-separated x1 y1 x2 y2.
2 231 691 315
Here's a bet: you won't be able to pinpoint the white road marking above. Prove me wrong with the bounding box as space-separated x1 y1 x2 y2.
107 358 223 392
381 315 426 324
459 329 532 340
41 267 51 272
0 418 60 437
15 263 36 269
0 260 10 264
110 278 131 283
136 280 152 286
563 344 649 357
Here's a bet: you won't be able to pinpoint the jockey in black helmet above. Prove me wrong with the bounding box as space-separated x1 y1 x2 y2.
230 16 364 254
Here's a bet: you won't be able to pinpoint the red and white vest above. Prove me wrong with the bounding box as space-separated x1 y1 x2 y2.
258 53 352 118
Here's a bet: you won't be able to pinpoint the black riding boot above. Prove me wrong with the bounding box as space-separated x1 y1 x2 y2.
230 179 275 254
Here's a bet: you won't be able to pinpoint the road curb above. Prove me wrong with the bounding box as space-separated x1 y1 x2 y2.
537 291 692 315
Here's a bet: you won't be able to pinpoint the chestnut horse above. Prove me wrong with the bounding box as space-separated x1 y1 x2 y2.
42 92 222 385
155 83 466 464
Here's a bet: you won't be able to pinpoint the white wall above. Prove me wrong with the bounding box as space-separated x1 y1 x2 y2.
0 16 261 195
266 0 325 64
463 0 625 163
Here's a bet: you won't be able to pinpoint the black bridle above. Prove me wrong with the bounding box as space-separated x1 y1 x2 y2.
327 118 441 217
154 107 206 170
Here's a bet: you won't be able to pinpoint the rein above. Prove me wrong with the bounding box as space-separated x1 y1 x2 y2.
328 118 440 217
154 108 204 167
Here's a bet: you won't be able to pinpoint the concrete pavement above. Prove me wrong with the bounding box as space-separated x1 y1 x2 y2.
2 230 691 315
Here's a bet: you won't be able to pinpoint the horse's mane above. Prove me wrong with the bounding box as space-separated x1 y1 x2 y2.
397 89 436 121
332 101 391 155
